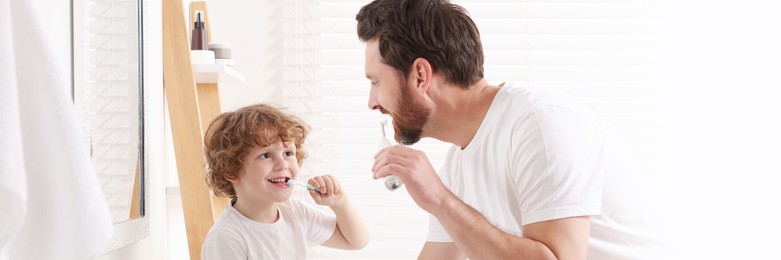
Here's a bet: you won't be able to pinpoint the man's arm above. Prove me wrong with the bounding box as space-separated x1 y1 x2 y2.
418 242 466 260
373 146 590 259
432 192 590 259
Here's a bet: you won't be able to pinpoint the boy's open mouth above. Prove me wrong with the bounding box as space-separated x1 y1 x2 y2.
267 177 291 186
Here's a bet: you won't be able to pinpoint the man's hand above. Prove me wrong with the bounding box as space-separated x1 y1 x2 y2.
372 145 451 213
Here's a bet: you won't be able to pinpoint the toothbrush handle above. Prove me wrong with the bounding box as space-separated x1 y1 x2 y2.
384 175 403 191
305 183 321 192
378 138 403 191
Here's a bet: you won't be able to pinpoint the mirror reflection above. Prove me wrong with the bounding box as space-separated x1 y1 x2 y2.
76 0 143 223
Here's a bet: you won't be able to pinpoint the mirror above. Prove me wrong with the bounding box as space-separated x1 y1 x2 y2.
72 0 149 252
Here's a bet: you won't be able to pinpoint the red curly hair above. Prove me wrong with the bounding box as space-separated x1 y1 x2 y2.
203 103 309 198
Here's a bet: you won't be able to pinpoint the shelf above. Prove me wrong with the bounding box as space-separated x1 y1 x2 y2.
193 63 246 83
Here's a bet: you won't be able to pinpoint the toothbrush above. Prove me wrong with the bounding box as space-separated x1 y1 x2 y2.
379 120 403 191
286 179 323 193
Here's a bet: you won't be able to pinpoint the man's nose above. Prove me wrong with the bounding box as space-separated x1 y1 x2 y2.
368 88 381 110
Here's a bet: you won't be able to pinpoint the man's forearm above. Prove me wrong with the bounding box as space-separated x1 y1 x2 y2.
431 192 557 259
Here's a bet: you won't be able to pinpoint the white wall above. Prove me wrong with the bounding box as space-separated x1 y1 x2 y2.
652 1 781 258
196 0 282 110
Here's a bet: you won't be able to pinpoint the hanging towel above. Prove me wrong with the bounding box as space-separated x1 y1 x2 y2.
0 0 114 259
0 0 28 253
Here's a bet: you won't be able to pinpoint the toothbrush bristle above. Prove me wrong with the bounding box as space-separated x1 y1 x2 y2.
380 120 387 138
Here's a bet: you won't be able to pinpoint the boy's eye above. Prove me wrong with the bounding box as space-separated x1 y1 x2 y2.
258 153 270 159
284 151 295 157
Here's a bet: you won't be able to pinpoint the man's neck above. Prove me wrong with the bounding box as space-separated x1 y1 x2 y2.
425 79 501 149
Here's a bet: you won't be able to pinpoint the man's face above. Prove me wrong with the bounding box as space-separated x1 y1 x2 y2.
364 40 430 145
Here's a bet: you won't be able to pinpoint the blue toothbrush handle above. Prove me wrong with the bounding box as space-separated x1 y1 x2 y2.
305 184 321 192
287 179 323 193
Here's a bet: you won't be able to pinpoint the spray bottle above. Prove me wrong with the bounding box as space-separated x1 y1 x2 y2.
191 11 209 50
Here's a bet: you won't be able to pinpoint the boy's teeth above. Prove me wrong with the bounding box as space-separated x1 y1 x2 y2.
268 178 286 183
267 177 292 184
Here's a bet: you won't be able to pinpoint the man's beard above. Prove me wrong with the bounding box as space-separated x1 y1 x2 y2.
380 83 430 145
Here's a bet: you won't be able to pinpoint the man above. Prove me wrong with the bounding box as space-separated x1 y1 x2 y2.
357 0 660 259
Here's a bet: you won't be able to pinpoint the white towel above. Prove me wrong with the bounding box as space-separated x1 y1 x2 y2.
0 0 114 259
0 0 27 253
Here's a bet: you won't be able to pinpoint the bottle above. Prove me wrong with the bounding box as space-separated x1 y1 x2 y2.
191 11 208 50
379 120 403 191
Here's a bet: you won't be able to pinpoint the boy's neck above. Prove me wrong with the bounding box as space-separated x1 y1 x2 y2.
232 197 280 223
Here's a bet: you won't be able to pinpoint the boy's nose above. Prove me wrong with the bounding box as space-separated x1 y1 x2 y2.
273 156 289 170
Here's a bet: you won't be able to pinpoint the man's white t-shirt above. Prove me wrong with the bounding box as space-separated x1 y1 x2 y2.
202 197 336 260
427 82 662 259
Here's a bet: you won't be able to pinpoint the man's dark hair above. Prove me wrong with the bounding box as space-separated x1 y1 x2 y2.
356 0 484 88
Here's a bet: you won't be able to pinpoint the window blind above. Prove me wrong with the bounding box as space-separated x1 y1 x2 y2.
280 0 657 258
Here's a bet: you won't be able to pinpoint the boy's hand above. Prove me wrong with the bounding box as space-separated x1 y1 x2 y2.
308 175 345 207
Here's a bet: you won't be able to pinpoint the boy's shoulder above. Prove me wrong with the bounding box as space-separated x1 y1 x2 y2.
208 203 247 234
279 196 319 216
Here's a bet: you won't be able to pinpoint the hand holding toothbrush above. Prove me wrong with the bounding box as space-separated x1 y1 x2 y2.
288 175 368 249
294 175 346 207
372 144 451 214
378 120 403 191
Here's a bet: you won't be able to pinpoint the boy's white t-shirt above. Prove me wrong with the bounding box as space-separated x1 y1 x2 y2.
427 83 662 259
202 197 336 260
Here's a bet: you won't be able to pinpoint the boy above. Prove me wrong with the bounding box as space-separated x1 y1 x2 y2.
201 104 369 259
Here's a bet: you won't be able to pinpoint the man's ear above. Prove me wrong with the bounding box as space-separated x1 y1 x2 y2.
411 57 432 96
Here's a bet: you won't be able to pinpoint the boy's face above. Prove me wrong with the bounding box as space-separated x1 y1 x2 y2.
231 140 300 204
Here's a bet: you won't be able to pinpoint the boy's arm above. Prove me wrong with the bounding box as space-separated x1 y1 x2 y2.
321 194 369 250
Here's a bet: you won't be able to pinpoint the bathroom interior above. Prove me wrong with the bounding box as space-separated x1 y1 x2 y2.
2 0 780 259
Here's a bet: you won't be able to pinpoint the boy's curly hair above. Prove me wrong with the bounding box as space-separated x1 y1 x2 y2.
203 104 309 198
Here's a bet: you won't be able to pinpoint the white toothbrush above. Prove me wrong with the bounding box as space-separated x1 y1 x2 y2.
379 120 403 191
286 179 324 193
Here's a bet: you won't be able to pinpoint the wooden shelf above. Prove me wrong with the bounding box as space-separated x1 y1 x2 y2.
193 63 246 83
163 1 232 259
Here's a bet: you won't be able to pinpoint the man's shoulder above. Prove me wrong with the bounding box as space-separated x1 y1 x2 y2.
502 85 602 127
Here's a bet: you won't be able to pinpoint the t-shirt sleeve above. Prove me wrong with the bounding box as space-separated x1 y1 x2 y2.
512 107 605 226
426 214 453 242
201 229 247 260
293 198 337 246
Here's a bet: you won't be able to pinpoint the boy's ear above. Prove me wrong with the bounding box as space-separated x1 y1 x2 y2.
224 171 241 184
